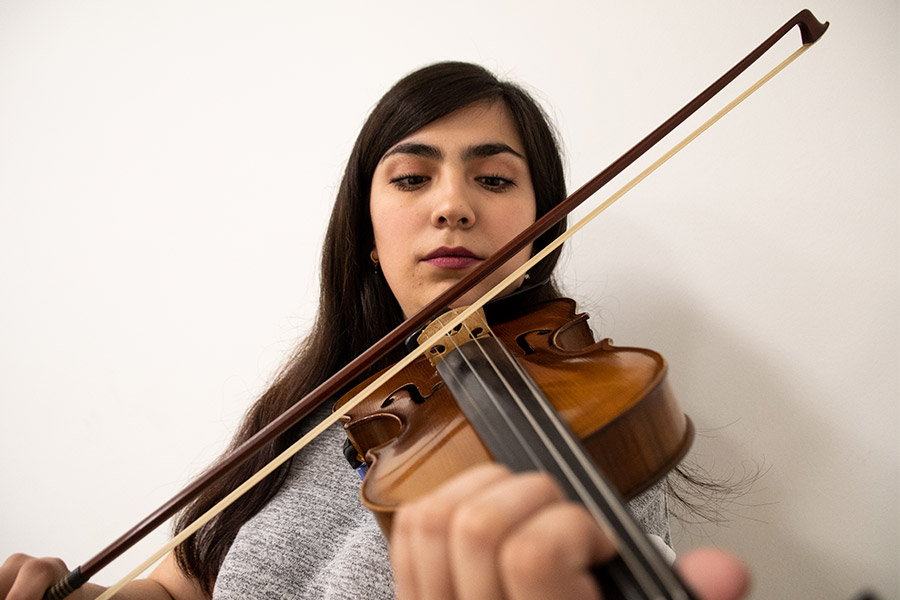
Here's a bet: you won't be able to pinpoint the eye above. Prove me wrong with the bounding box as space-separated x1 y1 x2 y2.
477 175 515 192
390 174 429 191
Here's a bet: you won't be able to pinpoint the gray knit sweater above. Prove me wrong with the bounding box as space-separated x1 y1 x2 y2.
212 404 672 599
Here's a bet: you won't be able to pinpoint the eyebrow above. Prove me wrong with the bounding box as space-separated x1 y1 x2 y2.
380 142 525 163
464 143 525 161
381 142 442 161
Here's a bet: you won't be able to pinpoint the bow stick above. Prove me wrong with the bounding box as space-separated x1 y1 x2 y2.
44 9 828 600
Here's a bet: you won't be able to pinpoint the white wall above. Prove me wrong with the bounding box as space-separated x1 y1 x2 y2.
0 1 896 598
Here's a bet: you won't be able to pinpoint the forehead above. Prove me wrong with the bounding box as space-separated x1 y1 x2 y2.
383 100 526 158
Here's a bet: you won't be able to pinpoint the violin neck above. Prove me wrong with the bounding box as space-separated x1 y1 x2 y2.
436 335 696 600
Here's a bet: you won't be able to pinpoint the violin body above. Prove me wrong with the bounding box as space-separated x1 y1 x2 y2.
336 298 694 536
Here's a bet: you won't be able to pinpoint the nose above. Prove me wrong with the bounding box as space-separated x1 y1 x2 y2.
430 175 476 229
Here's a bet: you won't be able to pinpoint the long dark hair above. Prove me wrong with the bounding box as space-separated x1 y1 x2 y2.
173 61 569 595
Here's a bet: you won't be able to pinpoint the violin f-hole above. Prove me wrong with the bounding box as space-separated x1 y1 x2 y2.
380 382 443 407
515 329 552 355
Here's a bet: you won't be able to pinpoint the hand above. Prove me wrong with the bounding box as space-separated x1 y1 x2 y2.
0 553 86 600
0 552 200 600
389 463 749 600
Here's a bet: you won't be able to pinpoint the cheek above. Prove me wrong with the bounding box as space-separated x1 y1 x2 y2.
371 199 397 244
372 210 424 294
493 203 536 246
500 206 537 271
372 210 412 260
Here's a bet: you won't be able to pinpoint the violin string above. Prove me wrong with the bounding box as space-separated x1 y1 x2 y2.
489 337 685 598
89 43 812 600
430 313 551 470
439 315 678 598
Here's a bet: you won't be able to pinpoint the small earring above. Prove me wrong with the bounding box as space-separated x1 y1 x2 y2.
370 249 380 274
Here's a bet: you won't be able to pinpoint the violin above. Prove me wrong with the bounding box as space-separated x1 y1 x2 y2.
338 297 691 532
338 296 696 598
41 10 829 599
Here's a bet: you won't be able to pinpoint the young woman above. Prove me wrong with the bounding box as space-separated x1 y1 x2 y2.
0 62 749 600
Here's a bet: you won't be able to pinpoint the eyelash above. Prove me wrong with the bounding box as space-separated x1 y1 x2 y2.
389 174 429 191
478 174 515 191
389 173 516 192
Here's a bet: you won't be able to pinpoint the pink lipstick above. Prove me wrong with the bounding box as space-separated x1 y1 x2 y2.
423 246 482 270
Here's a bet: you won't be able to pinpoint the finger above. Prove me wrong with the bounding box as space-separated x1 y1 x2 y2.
4 556 69 600
0 553 32 598
448 471 567 600
676 548 750 600
391 464 512 600
499 503 616 600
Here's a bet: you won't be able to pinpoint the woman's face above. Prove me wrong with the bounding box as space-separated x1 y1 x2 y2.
370 101 537 319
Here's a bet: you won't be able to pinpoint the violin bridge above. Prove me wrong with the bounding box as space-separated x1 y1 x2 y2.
418 307 492 368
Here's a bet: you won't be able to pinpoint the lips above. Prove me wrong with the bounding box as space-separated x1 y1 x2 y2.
423 246 483 270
